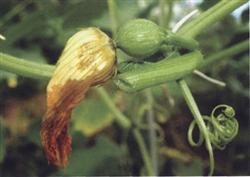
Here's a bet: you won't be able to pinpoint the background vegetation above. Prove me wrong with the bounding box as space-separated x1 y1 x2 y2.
0 0 249 176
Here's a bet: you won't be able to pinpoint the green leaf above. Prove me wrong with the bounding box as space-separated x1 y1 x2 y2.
58 136 126 175
26 120 42 146
72 98 115 137
172 159 203 176
63 0 108 29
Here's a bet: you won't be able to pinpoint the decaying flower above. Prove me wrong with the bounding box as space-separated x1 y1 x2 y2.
41 28 116 167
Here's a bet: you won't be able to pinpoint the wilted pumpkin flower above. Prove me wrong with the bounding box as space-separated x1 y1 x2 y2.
41 28 116 167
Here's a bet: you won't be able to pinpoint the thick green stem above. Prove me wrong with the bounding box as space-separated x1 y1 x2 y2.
199 40 249 69
115 51 203 92
177 0 248 38
133 128 154 176
0 52 53 80
178 79 214 176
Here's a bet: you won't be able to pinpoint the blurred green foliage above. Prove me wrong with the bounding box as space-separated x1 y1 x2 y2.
58 136 128 176
73 98 115 136
0 0 249 176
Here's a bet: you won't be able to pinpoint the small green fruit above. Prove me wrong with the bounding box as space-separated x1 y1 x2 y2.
115 19 165 59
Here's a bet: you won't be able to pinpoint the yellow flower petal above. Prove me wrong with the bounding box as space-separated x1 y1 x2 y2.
41 28 116 167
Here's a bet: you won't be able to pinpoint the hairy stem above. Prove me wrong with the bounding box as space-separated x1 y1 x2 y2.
177 0 248 38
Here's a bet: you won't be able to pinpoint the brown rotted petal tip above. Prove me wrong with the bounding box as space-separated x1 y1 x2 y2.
41 80 90 168
41 110 72 168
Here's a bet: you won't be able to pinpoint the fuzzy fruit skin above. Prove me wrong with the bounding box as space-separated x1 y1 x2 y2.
115 19 165 59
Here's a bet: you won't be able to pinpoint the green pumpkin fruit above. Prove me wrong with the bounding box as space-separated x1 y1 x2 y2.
115 19 165 59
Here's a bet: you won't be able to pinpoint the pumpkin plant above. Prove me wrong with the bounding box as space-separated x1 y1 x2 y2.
0 0 248 176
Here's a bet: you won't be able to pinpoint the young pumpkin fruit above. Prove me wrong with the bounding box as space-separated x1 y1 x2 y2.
115 19 165 59
115 19 198 59
41 28 116 167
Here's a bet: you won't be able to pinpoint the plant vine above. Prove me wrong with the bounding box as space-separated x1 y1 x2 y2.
0 0 247 175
